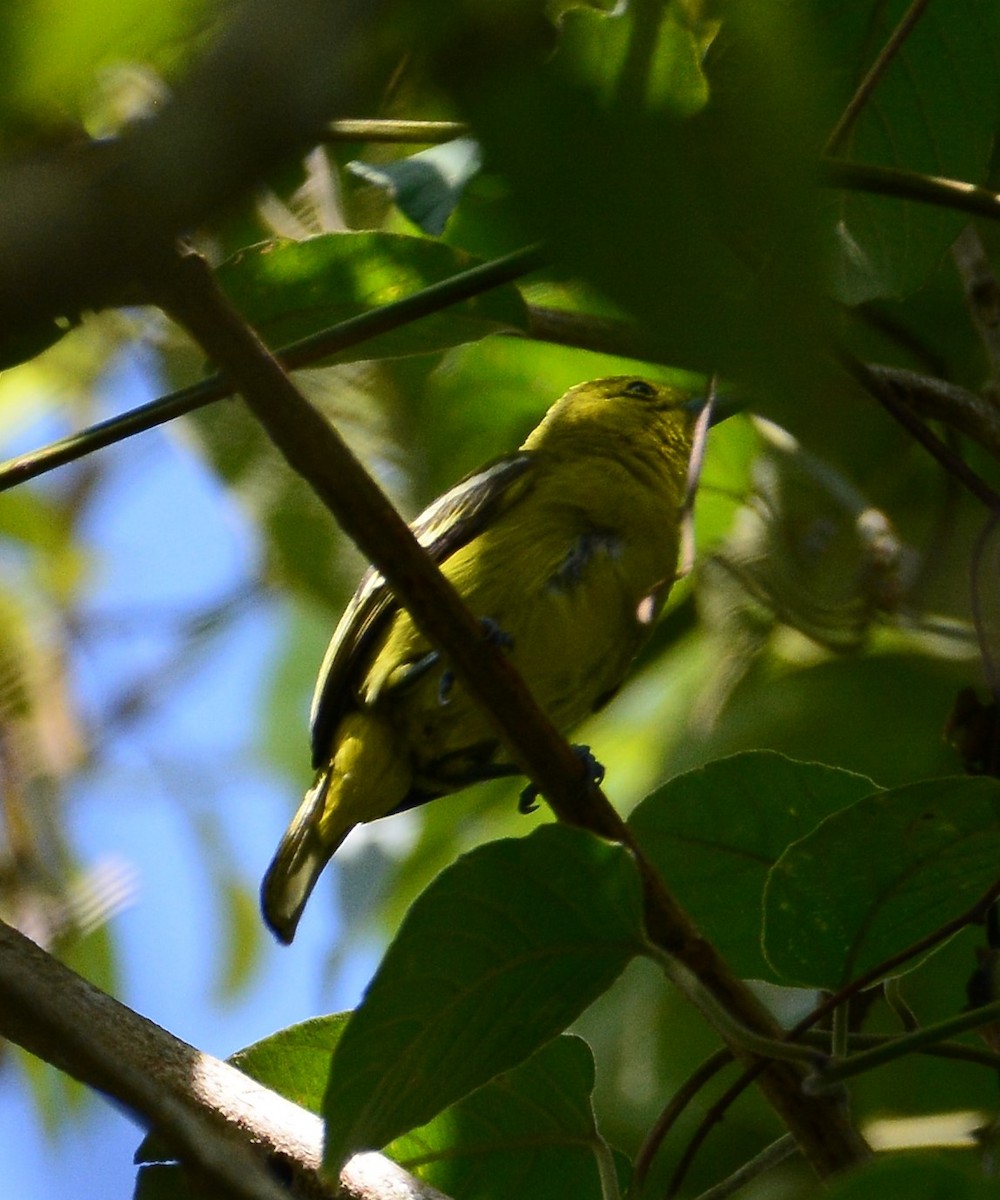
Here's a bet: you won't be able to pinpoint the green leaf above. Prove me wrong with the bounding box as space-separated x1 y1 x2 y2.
825 0 1000 302
321 825 646 1174
135 1013 350 1170
230 1013 351 1115
216 232 528 362
387 1035 628 1200
212 875 265 1002
628 751 876 980
829 1154 999 1199
133 1163 188 1200
764 775 1000 989
348 139 484 237
443 0 828 398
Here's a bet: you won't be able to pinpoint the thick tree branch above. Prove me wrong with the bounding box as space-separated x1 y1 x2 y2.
151 244 870 1180
0 920 450 1200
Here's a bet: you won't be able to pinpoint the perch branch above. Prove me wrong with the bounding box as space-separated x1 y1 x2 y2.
0 243 542 493
151 243 870 1180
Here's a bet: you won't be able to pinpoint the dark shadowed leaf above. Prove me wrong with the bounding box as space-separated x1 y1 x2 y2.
321 825 645 1175
387 1035 628 1200
629 751 876 980
764 776 1000 988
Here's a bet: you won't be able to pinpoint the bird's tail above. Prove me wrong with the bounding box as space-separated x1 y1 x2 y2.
260 769 347 945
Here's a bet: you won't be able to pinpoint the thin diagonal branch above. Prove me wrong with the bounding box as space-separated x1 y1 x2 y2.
825 0 933 155
823 160 1000 223
838 352 1000 512
323 119 469 143
151 243 870 1180
0 243 543 493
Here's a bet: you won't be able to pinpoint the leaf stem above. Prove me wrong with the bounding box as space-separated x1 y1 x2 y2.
631 1048 733 1191
808 998 1000 1093
594 1132 623 1200
690 1134 797 1200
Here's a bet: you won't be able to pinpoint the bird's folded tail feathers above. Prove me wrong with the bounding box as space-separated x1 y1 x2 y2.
260 769 347 945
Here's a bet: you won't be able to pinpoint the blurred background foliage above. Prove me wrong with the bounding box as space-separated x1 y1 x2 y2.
2 0 1000 1196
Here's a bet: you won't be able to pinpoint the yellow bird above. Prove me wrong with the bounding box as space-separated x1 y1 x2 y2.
262 376 700 943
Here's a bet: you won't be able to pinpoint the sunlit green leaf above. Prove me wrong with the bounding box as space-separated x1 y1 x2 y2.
216 233 528 362
229 1013 351 1115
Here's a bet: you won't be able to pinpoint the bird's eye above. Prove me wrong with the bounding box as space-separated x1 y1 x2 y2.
624 380 656 398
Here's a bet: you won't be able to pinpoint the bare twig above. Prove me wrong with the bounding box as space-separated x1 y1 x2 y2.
323 119 469 143
667 1066 762 1199
665 874 1000 1188
0 243 543 493
824 160 1000 223
632 1048 733 1189
151 243 870 1179
526 305 660 362
864 364 1000 463
691 1135 797 1200
811 997 1000 1092
825 0 933 155
0 920 450 1200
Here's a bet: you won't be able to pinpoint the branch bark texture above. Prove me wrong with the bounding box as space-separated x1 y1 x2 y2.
0 919 450 1200
153 245 871 1180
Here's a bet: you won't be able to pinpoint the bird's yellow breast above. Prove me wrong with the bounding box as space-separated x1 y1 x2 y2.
361 448 685 790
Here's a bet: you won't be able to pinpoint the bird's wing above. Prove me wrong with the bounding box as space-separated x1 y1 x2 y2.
309 451 537 767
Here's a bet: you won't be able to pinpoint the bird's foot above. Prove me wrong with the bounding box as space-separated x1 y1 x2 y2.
518 744 606 814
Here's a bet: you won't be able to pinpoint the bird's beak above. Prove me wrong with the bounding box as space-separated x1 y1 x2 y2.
684 390 744 426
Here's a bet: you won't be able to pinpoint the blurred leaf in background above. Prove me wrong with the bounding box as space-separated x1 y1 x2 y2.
3 1 1000 1197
